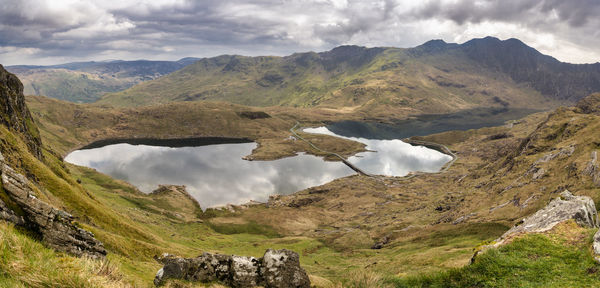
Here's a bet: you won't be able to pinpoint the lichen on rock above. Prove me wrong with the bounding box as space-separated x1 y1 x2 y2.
473 190 598 262
154 249 310 287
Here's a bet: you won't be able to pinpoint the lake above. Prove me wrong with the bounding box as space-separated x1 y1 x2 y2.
303 127 452 176
326 108 540 139
65 132 451 208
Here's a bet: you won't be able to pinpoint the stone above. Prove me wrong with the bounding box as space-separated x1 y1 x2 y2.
154 249 310 287
473 190 598 263
501 190 598 238
0 153 106 259
262 249 310 288
583 151 600 187
532 167 546 180
371 235 390 249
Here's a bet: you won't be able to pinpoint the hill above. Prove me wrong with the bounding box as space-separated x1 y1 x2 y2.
98 37 600 115
3 61 600 287
6 58 199 103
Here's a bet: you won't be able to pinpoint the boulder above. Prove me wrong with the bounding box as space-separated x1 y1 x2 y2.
500 190 598 239
473 190 598 262
583 151 600 187
0 152 106 259
262 249 310 288
154 249 310 287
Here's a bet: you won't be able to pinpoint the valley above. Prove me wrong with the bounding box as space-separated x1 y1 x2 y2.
0 35 599 288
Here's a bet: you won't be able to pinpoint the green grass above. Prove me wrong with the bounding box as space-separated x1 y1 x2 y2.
206 221 281 238
0 221 126 287
388 228 600 288
98 47 555 117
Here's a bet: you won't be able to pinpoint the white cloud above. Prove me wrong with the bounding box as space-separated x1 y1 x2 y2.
0 0 598 65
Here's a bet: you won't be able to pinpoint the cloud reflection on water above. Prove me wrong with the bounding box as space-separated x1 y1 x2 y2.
303 127 452 176
65 143 354 208
65 131 451 208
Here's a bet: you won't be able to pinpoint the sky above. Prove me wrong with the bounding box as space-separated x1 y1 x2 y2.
1 0 599 66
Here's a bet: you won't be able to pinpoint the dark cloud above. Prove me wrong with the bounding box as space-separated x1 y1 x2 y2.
0 0 598 65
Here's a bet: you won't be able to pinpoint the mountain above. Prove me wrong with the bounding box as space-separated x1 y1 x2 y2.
6 58 200 103
98 37 600 115
3 59 600 286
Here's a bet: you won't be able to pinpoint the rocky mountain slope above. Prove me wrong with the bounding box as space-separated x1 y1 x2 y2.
99 37 599 115
6 58 199 103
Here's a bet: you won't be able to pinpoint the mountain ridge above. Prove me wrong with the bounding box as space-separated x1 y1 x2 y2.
98 36 599 113
5 58 201 103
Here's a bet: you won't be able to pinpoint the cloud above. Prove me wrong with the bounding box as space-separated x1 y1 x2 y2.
0 0 598 65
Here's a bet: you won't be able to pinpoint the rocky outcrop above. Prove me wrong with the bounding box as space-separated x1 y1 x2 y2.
500 190 598 237
0 64 43 160
0 152 106 259
576 93 600 115
473 190 598 262
154 249 310 287
583 151 600 187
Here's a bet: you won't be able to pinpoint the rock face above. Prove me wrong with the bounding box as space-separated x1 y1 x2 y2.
0 64 43 160
0 152 106 259
473 190 598 262
154 249 310 287
500 190 598 239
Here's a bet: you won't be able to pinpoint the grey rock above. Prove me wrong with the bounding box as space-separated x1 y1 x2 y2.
154 249 310 287
501 190 598 237
535 145 575 164
473 190 598 263
532 167 546 180
0 153 106 259
583 151 600 187
262 249 310 288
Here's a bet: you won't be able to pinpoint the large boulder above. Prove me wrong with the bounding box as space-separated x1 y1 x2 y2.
154 249 310 287
262 249 311 288
500 190 598 238
0 152 106 259
473 190 598 262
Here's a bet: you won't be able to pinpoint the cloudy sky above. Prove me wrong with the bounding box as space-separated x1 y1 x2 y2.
1 0 599 65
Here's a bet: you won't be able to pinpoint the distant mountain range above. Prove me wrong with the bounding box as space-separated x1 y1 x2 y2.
6 58 200 103
97 37 599 116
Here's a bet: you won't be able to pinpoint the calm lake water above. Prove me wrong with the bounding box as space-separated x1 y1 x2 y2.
304 127 452 176
326 108 540 139
65 131 451 208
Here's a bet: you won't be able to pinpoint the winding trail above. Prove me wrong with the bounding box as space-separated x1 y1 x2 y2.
290 121 458 179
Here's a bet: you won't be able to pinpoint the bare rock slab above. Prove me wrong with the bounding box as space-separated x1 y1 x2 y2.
0 153 106 259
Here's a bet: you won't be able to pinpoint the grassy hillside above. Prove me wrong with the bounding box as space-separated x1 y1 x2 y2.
21 91 600 286
3 58 600 287
97 37 600 114
7 58 199 103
